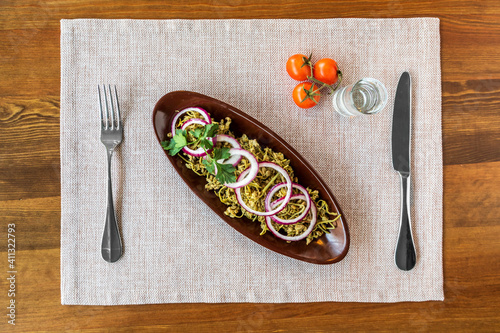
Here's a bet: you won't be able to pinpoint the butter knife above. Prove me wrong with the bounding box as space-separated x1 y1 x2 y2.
392 72 417 271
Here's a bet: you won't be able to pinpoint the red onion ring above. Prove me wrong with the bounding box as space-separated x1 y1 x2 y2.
222 148 259 189
179 118 213 157
265 183 311 225
170 107 212 136
214 134 242 166
181 118 208 130
265 195 317 242
235 162 292 216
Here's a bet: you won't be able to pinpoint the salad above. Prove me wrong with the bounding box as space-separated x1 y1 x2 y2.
162 107 340 244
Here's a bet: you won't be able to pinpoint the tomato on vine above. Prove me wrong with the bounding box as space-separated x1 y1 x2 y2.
286 54 313 81
287 52 343 108
313 58 340 85
292 82 321 109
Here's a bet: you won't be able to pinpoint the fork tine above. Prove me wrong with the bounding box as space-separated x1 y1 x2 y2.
98 85 105 128
103 85 110 130
113 85 121 129
108 85 116 130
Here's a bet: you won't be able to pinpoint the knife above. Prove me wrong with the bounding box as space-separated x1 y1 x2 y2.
392 72 417 271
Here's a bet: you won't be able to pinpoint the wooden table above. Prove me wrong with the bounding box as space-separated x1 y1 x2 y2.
1 1 499 331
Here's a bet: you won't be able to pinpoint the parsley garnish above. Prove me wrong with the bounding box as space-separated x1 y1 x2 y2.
161 123 218 156
162 122 236 184
161 129 188 156
202 147 236 184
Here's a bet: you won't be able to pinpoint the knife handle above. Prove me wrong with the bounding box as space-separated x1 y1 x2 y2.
395 173 417 270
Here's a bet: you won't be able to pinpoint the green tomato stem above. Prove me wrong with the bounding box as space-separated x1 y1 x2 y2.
331 70 343 91
307 76 335 94
306 68 343 95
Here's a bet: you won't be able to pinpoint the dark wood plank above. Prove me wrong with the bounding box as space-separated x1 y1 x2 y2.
442 79 500 165
0 196 60 250
444 162 500 228
0 98 60 200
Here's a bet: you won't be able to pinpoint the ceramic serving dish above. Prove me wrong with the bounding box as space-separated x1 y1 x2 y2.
153 91 349 264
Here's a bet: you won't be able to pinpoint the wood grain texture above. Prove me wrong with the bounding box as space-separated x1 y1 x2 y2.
0 0 499 331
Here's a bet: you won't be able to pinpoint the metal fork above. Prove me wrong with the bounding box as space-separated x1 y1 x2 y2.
99 84 123 263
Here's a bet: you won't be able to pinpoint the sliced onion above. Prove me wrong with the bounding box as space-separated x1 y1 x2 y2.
177 117 213 157
181 118 208 130
171 107 211 135
265 183 311 225
235 162 292 216
181 147 210 157
222 148 259 189
265 195 317 242
215 134 242 166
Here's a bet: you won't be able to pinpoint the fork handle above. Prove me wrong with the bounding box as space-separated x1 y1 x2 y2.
101 149 123 263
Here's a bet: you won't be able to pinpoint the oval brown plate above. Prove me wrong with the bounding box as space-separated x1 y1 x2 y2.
153 91 349 264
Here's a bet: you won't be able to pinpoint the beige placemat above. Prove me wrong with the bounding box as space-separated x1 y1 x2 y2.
60 18 443 304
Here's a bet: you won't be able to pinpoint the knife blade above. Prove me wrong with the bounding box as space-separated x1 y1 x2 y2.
392 71 417 271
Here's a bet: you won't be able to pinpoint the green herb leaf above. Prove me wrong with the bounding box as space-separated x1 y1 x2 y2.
213 147 231 161
202 158 216 174
193 123 219 151
201 147 236 184
200 137 214 150
214 161 236 184
190 127 204 139
204 123 219 138
161 129 188 156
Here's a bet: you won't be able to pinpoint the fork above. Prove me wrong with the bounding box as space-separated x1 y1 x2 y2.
99 84 123 263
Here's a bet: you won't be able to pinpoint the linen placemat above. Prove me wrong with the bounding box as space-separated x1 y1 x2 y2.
60 18 443 304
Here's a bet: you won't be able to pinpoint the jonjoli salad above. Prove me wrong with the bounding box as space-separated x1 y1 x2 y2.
162 107 340 244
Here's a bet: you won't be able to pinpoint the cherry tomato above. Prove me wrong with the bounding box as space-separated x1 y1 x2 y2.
286 54 312 81
292 82 320 109
313 58 339 85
